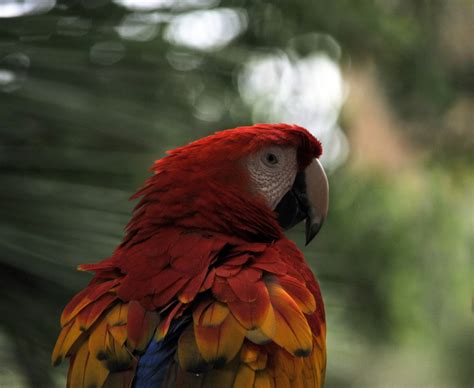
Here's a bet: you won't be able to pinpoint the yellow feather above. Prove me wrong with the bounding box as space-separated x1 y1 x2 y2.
106 303 128 327
105 332 134 372
245 303 276 344
293 376 305 388
268 375 276 388
52 319 84 366
273 349 303 380
233 364 255 388
84 353 110 388
194 312 245 364
248 351 267 371
268 283 312 356
240 342 259 363
278 277 316 315
254 370 272 388
272 374 291 388
88 318 108 360
67 342 89 388
192 299 213 325
108 324 128 347
200 301 230 327
177 325 208 372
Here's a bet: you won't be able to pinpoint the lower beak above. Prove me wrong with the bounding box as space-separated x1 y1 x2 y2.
275 159 329 245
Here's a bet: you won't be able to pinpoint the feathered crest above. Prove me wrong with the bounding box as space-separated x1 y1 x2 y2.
123 124 323 245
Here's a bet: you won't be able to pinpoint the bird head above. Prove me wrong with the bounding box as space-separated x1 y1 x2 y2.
127 123 328 245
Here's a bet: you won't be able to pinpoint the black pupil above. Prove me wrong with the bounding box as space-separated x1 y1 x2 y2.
267 153 278 164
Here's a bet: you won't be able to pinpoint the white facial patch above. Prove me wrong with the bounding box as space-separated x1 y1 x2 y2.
246 146 298 210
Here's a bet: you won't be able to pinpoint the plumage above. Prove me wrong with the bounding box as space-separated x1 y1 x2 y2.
126 301 160 352
194 310 246 364
76 292 117 331
227 280 271 329
233 364 256 387
52 123 328 387
276 275 317 314
52 319 84 366
254 370 272 388
268 283 313 356
194 300 229 327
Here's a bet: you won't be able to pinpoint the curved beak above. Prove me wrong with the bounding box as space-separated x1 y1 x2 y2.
275 159 329 245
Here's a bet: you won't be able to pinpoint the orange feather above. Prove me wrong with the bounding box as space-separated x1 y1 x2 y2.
88 317 109 360
233 364 256 387
276 275 316 314
268 283 313 356
67 341 109 388
51 319 84 366
194 311 245 364
199 301 230 327
254 370 272 388
240 341 260 364
228 281 271 330
108 324 128 347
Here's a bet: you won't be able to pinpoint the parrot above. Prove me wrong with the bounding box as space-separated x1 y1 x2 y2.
52 123 329 388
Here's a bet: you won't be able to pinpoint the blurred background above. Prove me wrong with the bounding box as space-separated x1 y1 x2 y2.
0 0 472 387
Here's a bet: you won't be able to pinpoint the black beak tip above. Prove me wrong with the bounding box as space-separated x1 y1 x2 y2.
305 219 324 246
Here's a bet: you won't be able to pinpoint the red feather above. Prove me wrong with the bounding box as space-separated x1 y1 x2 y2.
53 124 326 387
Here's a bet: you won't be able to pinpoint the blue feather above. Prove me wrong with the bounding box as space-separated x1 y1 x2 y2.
133 317 190 388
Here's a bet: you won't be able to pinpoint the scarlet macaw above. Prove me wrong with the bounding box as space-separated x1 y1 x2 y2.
52 123 329 387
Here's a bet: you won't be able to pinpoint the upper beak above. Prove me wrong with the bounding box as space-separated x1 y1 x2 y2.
275 159 329 245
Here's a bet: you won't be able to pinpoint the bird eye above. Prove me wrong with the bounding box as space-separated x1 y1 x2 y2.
264 152 279 166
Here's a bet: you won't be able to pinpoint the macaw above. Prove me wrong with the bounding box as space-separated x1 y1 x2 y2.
52 123 329 388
